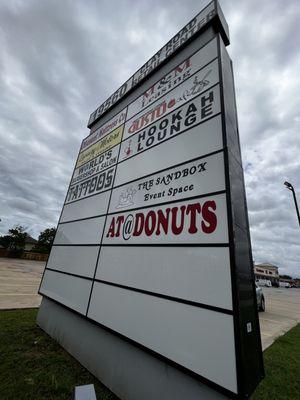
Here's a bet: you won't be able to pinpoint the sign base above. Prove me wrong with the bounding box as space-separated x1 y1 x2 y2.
37 298 230 400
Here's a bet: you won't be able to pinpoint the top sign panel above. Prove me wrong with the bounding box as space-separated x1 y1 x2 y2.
87 1 229 128
126 38 218 120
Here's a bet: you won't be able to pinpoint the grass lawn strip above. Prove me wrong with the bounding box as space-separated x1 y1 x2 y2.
0 308 118 400
252 323 300 399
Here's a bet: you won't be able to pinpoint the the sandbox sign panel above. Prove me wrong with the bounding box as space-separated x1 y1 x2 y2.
110 152 225 212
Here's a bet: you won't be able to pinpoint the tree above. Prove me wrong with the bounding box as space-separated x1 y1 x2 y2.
279 274 292 280
0 235 12 249
4 225 27 257
8 226 27 250
33 228 56 254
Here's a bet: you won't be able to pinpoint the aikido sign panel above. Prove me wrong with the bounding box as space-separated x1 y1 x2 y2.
39 7 241 396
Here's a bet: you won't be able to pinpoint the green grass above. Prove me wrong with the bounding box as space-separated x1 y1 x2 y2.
1 309 299 400
252 323 300 399
0 308 118 400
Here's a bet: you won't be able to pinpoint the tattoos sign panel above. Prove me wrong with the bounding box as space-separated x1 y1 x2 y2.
39 2 264 399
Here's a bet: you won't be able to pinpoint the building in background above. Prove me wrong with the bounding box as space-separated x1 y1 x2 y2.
292 279 300 288
254 263 279 286
24 234 37 252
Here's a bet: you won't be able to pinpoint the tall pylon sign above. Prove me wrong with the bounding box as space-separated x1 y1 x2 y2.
38 2 264 398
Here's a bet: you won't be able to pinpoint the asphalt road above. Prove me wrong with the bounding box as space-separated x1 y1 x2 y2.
0 257 299 350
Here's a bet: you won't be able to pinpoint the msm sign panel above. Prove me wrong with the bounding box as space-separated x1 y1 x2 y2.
39 1 264 398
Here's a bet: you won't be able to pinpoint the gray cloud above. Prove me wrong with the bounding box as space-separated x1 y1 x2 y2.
0 0 299 277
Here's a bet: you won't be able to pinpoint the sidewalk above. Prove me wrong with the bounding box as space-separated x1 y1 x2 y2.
0 257 45 309
259 287 300 350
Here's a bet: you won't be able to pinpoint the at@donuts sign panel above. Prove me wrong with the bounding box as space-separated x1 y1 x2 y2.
39 1 264 398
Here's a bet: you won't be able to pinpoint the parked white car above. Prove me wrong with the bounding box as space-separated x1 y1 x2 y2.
255 283 265 312
257 279 272 287
279 282 292 288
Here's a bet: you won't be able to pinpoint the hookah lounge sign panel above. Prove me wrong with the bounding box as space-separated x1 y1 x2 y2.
39 1 264 398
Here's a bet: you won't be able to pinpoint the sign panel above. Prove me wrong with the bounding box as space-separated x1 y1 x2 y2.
76 126 123 168
82 108 127 151
96 246 233 310
39 3 263 398
110 152 225 212
72 147 119 185
46 246 99 278
126 38 218 119
104 194 228 245
54 217 105 245
66 166 115 203
88 283 237 392
41 270 92 314
60 191 110 223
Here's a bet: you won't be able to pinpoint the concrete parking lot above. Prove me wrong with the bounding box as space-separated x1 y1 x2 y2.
259 286 300 350
0 257 45 309
0 257 299 350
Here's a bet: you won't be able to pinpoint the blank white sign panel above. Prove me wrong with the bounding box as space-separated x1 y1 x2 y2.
60 190 110 223
96 246 232 310
40 269 92 314
88 283 237 393
54 217 105 245
47 246 99 278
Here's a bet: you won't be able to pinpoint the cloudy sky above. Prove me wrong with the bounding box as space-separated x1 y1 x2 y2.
0 0 299 277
